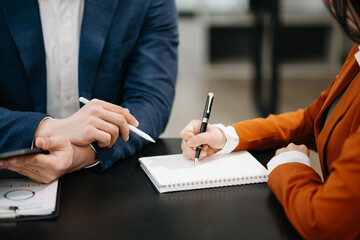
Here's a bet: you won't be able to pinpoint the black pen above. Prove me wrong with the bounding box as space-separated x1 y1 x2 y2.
194 92 214 166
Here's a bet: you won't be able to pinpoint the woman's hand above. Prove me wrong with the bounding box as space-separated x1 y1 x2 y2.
34 99 139 148
275 143 310 157
180 120 226 161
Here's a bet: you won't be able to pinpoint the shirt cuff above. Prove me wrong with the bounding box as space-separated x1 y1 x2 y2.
84 143 100 169
213 124 239 155
267 151 311 174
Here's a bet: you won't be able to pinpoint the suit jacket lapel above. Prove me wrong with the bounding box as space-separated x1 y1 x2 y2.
78 0 119 99
0 0 46 113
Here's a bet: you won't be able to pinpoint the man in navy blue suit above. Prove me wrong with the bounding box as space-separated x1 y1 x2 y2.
0 0 178 183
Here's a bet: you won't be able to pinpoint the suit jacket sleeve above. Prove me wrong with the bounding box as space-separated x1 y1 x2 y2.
0 107 47 152
93 0 178 170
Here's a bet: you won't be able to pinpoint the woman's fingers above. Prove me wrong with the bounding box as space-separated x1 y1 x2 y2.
180 120 202 141
275 143 310 157
180 120 227 160
181 139 209 160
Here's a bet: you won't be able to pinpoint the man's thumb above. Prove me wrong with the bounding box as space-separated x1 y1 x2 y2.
35 136 67 150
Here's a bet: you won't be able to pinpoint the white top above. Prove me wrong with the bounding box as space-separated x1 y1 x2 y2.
354 45 360 66
38 0 84 118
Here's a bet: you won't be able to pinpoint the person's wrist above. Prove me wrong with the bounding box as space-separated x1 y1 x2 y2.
67 144 96 173
34 118 56 139
218 128 226 150
212 124 239 155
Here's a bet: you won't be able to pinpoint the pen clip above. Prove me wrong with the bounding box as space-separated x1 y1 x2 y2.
206 93 214 114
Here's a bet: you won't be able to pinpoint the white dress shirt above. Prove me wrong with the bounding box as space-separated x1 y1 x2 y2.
38 0 99 168
38 0 84 118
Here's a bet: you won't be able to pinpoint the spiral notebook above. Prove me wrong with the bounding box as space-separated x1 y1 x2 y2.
139 151 269 193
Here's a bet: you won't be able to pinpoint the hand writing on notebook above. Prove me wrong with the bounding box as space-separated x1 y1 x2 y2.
0 136 96 183
34 99 139 148
180 120 226 161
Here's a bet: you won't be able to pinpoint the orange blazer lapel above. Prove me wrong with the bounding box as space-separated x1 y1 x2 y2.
315 44 360 177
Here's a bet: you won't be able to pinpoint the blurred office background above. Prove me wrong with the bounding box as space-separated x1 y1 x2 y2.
160 0 353 176
161 0 353 138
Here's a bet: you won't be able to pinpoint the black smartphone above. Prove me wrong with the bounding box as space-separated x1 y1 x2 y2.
0 148 49 160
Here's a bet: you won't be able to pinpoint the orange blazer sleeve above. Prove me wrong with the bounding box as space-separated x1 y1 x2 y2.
231 43 360 239
231 86 331 152
268 127 360 240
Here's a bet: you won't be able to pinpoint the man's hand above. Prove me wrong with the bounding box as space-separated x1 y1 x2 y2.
0 136 73 183
0 136 98 183
34 99 139 148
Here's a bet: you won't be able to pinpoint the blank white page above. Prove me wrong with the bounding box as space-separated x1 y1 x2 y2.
139 151 268 193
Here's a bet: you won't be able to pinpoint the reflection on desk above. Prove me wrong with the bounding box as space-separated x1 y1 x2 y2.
0 139 301 240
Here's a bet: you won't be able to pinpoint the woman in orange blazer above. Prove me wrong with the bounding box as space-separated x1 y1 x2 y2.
180 1 360 239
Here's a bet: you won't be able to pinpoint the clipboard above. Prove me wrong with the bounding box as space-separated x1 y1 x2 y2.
0 173 60 221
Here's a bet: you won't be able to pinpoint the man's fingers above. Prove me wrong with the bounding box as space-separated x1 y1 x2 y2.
120 107 139 127
36 136 68 151
92 130 111 148
90 99 139 127
22 163 46 176
85 102 134 144
6 155 49 173
100 112 130 142
5 165 49 184
85 116 121 146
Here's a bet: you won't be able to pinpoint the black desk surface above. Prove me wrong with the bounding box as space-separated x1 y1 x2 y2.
1 138 301 240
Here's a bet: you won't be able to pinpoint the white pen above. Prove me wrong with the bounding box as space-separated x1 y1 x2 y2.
79 97 155 143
